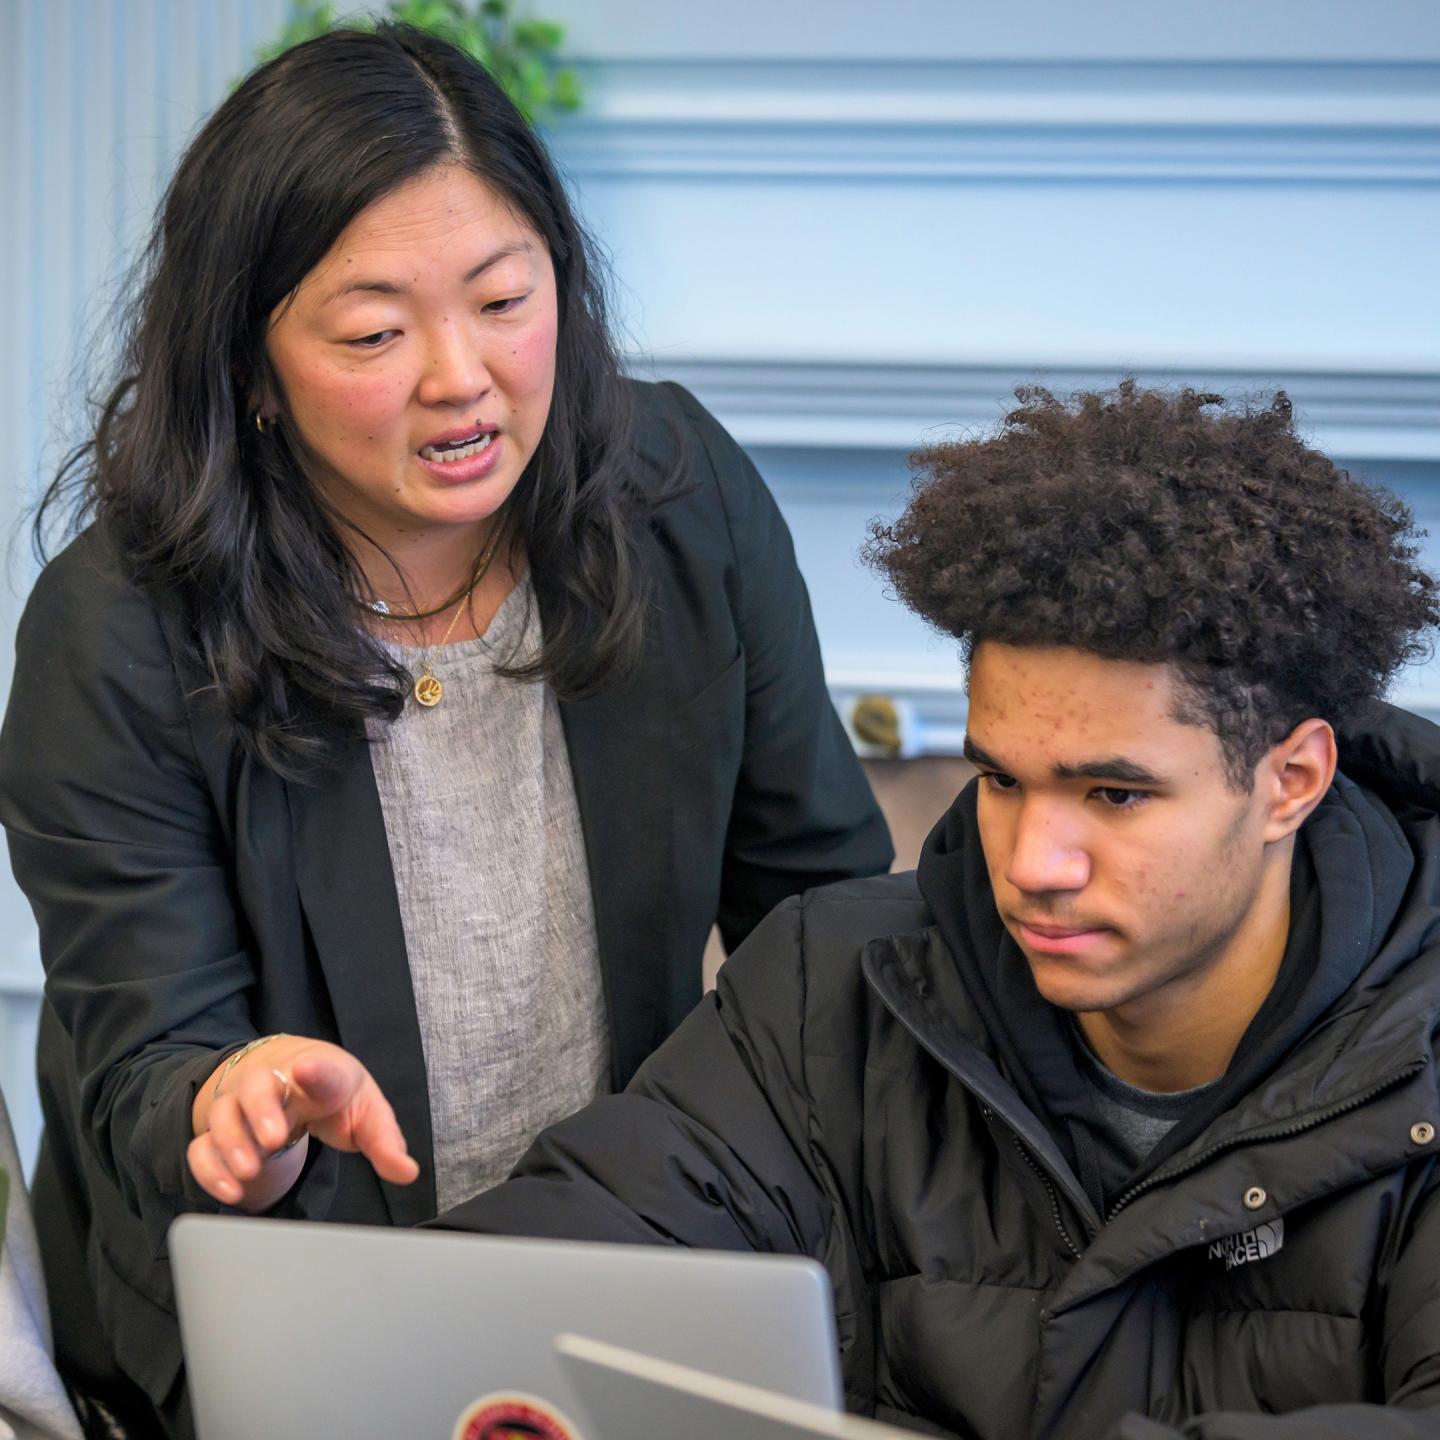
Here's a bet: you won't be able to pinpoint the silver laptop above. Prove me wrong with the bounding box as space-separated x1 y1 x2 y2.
556 1332 915 1440
170 1215 840 1440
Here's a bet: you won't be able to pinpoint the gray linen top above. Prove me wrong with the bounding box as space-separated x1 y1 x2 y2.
368 578 609 1213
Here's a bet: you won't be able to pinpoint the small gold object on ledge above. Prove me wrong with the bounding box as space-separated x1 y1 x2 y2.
851 694 903 759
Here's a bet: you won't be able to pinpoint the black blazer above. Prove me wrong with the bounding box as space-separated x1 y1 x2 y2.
0 381 891 1435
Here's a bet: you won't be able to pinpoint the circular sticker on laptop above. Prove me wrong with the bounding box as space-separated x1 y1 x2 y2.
453 1391 581 1440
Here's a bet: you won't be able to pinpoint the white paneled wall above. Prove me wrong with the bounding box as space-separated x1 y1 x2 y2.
3 0 1438 1171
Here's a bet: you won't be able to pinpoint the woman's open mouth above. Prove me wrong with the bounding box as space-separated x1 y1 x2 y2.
416 427 503 484
419 431 494 463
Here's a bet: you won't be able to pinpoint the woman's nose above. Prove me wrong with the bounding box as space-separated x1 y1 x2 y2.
417 320 491 409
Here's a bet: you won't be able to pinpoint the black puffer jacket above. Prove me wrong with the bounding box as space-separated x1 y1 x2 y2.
440 704 1440 1439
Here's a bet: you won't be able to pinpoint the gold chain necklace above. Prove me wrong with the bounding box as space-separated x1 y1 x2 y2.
409 521 507 709
368 537 493 622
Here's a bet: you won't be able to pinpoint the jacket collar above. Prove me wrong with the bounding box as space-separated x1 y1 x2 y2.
553 638 675 1092
285 643 681 1222
284 523 682 1222
288 729 436 1228
861 930 1103 1234
863 916 1440 1312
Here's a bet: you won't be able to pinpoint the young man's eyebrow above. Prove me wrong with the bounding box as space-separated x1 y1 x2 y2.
962 736 1004 771
321 241 533 305
1053 756 1168 785
963 736 1166 786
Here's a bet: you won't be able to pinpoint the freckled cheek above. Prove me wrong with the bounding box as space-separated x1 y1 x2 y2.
301 375 411 440
1100 845 1155 906
1121 860 1196 925
501 319 559 397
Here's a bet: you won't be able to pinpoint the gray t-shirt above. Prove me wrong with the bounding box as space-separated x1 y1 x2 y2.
1074 1029 1219 1203
368 579 609 1213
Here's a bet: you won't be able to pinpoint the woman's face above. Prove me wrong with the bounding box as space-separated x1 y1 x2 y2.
264 164 558 554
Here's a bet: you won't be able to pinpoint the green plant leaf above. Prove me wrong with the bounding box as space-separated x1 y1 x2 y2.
514 20 565 51
253 0 581 122
394 0 453 29
551 67 582 111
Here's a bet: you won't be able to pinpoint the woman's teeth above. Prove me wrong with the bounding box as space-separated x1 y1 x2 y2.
420 433 493 463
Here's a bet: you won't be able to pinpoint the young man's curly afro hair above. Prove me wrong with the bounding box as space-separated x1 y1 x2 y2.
863 380 1440 788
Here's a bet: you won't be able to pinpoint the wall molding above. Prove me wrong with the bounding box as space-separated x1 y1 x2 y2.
827 678 1440 759
634 355 1440 463
640 353 1440 753
554 60 1440 184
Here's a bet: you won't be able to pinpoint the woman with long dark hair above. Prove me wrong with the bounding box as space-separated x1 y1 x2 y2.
0 25 890 1439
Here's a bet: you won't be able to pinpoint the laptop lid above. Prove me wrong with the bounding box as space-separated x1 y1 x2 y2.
170 1215 840 1440
555 1332 917 1440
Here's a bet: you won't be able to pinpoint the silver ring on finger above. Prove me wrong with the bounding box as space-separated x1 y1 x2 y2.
271 1067 290 1110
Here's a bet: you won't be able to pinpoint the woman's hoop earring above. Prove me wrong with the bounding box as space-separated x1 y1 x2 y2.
254 412 272 434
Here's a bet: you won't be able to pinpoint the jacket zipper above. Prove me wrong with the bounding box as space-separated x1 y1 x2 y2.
1009 1131 1082 1258
865 949 1103 1234
973 1101 1085 1258
1106 1060 1428 1220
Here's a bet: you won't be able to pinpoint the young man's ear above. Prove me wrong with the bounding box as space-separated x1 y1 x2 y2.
1259 718 1337 843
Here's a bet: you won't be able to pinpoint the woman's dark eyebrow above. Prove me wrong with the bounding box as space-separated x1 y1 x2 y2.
321 240 533 304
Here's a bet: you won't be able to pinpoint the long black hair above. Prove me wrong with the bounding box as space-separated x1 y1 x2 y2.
38 25 646 778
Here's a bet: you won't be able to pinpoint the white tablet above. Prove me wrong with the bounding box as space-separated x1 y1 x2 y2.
556 1331 919 1440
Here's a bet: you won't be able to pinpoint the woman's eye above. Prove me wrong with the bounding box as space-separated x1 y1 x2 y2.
346 330 398 349
483 295 525 314
1095 787 1147 809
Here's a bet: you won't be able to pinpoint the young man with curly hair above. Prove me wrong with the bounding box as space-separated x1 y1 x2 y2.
440 383 1440 1439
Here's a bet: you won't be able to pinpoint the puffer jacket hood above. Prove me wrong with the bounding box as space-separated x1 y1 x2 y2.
914 701 1428 1211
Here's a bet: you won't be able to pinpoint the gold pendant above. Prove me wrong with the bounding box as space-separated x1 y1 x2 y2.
414 672 443 707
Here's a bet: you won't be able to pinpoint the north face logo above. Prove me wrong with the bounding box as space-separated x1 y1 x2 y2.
1208 1218 1284 1271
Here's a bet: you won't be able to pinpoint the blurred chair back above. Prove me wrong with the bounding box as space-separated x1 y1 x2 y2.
0 1087 83 1440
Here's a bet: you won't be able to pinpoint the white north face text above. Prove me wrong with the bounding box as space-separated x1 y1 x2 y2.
1208 1218 1285 1271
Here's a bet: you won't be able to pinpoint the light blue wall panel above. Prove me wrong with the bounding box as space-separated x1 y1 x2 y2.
532 1 1440 62
573 178 1439 369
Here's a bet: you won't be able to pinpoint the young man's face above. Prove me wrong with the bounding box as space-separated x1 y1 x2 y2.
964 642 1279 1019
